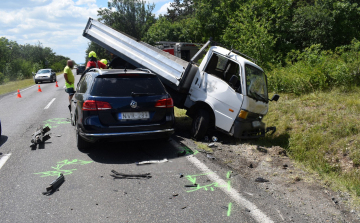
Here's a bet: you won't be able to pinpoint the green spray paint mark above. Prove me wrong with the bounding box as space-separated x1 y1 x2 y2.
193 150 199 155
227 202 232 216
226 171 231 179
34 159 93 177
43 118 70 128
185 173 211 185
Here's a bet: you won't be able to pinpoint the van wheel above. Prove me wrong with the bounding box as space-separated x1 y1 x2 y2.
76 122 91 151
191 109 209 140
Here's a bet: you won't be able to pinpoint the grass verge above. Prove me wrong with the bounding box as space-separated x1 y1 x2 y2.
258 87 360 198
0 72 63 96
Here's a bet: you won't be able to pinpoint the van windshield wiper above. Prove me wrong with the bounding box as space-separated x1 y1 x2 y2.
131 92 155 97
249 90 268 103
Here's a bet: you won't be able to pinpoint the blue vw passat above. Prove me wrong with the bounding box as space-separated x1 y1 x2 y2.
70 69 175 150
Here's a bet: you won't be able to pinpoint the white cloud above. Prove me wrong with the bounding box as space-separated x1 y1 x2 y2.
0 0 98 63
0 0 172 63
155 2 171 16
76 0 96 5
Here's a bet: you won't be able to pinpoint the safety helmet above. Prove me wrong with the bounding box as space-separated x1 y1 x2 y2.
88 51 97 58
100 59 108 65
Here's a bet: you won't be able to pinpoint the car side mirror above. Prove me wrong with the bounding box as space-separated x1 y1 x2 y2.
270 94 280 102
229 75 239 88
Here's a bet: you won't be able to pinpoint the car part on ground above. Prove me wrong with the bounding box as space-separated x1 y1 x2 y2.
30 125 51 150
42 174 65 195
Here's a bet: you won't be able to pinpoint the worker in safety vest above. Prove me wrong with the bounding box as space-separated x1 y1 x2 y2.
86 51 107 69
100 59 108 69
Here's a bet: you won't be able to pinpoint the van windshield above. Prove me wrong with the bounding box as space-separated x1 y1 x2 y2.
245 65 268 103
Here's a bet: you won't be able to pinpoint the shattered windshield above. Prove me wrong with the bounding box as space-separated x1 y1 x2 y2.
245 65 268 102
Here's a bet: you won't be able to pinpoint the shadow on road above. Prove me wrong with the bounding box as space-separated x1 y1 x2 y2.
0 135 8 148
84 139 182 165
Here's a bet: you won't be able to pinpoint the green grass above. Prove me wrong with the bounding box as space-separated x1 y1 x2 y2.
258 87 360 198
0 72 63 96
0 78 36 96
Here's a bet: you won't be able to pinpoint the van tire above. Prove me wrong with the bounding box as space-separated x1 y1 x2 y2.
191 109 209 140
76 122 91 151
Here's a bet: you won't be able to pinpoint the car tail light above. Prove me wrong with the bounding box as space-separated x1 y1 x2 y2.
96 101 112 110
83 100 112 111
83 100 97 111
155 98 174 108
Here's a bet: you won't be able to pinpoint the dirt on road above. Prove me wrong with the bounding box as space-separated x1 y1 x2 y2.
174 120 360 223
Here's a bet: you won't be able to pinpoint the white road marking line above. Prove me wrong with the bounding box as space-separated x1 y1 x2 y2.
170 141 274 223
44 98 56 109
13 85 36 95
0 154 11 170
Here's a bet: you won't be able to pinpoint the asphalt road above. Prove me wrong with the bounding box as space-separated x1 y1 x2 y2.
0 72 303 222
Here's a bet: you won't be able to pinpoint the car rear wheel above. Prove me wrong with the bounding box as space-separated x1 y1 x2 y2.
191 109 209 140
76 121 91 151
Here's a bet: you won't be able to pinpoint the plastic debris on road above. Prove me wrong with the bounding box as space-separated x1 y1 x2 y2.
42 173 65 196
207 154 215 160
110 170 152 179
255 177 269 183
135 158 168 165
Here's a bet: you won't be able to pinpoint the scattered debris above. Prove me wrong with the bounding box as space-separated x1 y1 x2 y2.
255 177 269 183
332 197 339 205
248 163 253 168
172 193 179 197
179 173 184 178
221 206 228 210
212 136 218 142
56 135 62 137
204 136 209 142
283 164 288 169
208 143 215 147
207 154 215 160
110 170 152 179
184 184 198 187
135 158 168 165
245 208 251 212
42 174 65 195
30 125 51 149
181 206 187 209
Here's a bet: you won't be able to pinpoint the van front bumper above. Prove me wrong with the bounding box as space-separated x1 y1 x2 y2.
232 119 266 139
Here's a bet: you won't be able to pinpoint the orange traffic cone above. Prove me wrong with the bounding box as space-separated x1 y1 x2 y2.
16 89 22 98
55 81 59 87
38 85 42 92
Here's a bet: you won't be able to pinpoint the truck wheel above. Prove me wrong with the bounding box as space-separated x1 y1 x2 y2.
191 109 209 140
76 121 91 151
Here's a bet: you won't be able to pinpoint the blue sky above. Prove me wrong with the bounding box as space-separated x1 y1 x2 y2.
0 0 171 64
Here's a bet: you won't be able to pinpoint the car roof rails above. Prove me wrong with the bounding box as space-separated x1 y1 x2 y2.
135 68 152 73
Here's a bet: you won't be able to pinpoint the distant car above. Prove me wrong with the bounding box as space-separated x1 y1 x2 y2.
33 69 56 84
76 64 85 75
70 69 175 150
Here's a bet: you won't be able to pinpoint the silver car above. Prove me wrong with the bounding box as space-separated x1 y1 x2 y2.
34 69 56 84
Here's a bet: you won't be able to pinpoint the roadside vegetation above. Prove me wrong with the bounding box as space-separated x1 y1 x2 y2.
260 88 360 198
0 37 70 86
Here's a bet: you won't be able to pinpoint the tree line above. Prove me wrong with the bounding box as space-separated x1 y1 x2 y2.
0 37 70 84
88 0 360 93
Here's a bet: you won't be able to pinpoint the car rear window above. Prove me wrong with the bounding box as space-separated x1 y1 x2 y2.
91 75 166 97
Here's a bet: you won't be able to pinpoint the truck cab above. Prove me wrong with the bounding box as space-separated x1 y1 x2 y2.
185 46 273 139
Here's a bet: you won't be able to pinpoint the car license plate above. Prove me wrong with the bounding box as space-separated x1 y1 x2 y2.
119 112 150 120
252 121 261 128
